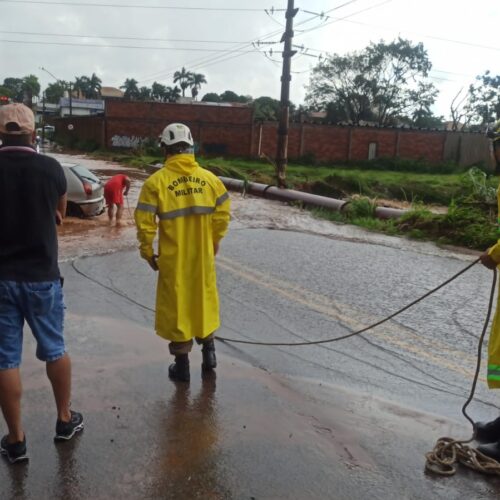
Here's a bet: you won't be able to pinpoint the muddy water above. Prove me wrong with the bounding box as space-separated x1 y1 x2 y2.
54 153 476 263
54 154 146 260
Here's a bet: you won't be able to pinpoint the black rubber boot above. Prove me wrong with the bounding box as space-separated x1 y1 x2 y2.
478 441 500 462
201 339 217 372
474 417 500 443
168 354 190 382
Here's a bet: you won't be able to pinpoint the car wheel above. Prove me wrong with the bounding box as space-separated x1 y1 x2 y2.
67 202 84 218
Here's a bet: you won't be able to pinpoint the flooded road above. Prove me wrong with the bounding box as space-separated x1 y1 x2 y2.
52 153 145 259
2 153 500 499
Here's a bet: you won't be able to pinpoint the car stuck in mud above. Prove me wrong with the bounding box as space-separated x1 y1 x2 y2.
61 162 105 217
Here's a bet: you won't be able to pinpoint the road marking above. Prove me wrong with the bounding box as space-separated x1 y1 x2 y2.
218 256 482 381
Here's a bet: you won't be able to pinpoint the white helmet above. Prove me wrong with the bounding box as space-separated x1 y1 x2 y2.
160 123 194 146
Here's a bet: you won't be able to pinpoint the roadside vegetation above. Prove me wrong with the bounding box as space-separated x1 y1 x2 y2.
86 146 499 252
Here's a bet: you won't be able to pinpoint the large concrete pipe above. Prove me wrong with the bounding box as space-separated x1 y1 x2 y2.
219 177 407 219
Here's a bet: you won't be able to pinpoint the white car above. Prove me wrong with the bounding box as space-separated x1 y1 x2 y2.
62 163 105 217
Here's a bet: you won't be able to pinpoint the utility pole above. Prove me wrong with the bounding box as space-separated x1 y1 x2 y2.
275 0 298 188
42 92 46 146
68 82 73 116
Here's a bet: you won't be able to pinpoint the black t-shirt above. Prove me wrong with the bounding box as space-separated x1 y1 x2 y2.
0 147 67 282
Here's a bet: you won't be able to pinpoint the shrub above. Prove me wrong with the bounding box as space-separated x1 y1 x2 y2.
345 197 375 218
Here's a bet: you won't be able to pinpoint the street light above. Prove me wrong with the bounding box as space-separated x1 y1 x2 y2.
39 66 72 117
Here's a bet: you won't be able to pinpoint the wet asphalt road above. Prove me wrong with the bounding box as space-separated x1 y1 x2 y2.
3 155 500 499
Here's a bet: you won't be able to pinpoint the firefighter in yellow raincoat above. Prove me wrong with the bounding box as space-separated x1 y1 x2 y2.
474 175 500 459
134 123 230 382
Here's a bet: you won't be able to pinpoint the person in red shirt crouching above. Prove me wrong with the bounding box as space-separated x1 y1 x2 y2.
104 173 131 226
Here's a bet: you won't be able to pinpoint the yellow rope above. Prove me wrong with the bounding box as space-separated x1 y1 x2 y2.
425 438 500 476
425 268 499 476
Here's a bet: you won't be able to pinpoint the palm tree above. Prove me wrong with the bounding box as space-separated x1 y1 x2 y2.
165 85 181 103
188 73 207 100
151 81 167 101
120 78 140 100
73 76 90 99
22 75 40 105
173 67 193 97
138 86 151 101
87 73 102 99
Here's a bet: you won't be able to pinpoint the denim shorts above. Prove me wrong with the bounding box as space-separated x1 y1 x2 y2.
0 280 65 369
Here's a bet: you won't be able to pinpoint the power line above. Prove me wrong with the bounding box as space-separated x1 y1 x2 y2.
332 17 500 52
135 3 366 84
137 22 289 82
300 0 361 19
0 0 284 11
3 2 359 87
138 2 368 83
0 30 250 45
295 0 393 36
137 23 287 83
0 39 257 52
251 1 383 80
265 9 285 27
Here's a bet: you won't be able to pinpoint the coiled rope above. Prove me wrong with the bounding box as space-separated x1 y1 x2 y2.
425 267 500 476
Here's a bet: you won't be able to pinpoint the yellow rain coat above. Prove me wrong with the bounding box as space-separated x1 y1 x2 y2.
487 185 500 388
134 153 230 343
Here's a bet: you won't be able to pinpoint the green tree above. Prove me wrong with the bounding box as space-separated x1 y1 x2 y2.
0 85 13 99
173 67 193 97
3 78 24 102
73 74 101 99
120 78 140 100
253 96 281 121
138 86 151 101
73 76 90 99
151 81 167 101
188 72 207 100
306 38 437 126
44 81 66 103
165 85 181 103
466 71 500 125
410 109 444 129
219 90 251 103
201 92 221 103
86 73 102 99
21 75 40 105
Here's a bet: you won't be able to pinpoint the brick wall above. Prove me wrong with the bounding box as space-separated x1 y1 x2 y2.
254 123 459 164
105 100 253 155
51 101 493 168
50 115 105 146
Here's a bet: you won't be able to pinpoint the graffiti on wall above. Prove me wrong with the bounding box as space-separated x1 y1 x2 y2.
111 135 146 148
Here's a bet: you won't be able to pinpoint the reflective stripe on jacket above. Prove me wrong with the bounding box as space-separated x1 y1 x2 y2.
135 154 230 342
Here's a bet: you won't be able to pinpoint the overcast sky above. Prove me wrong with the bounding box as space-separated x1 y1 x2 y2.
1 0 499 119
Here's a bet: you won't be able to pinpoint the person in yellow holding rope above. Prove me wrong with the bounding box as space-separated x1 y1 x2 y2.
475 178 500 459
134 123 230 382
